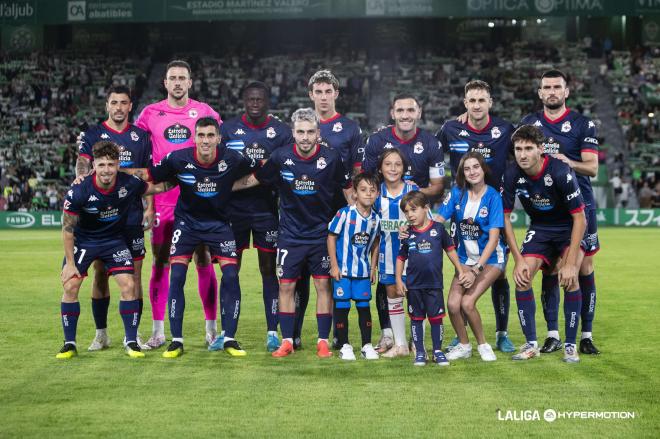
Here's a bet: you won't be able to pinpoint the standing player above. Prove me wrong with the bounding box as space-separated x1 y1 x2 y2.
130 117 257 358
502 125 586 363
233 108 349 358
293 70 365 348
58 141 172 359
135 60 221 347
439 80 515 353
327 173 381 361
209 81 293 352
521 69 600 355
76 85 153 351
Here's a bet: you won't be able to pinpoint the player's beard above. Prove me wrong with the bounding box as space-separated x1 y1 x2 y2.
543 98 564 111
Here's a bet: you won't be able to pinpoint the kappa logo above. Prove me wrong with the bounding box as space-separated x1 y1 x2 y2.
124 260 131 266
87 194 99 202
284 158 295 166
185 163 196 169
130 131 139 142
235 128 246 135
64 200 71 210
533 120 542 127
413 142 424 154
588 120 595 128
266 127 276 139
459 130 469 137
561 121 572 133
384 142 394 149
566 173 572 182
100 133 110 139
188 109 198 119
218 160 228 172
518 177 526 184
317 157 327 170
67 190 74 197
118 187 128 198
544 174 553 187
491 126 501 139
332 122 343 133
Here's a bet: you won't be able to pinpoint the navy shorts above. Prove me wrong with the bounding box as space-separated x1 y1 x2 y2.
407 288 446 320
169 221 238 264
276 238 330 283
583 207 600 256
230 214 278 253
333 277 372 304
379 273 406 286
520 225 585 268
63 239 134 277
123 226 146 260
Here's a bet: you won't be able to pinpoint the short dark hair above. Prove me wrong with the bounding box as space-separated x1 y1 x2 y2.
352 173 379 191
511 125 545 147
391 93 420 108
540 69 568 86
166 59 192 77
92 141 120 161
242 81 270 98
106 85 131 101
400 190 429 212
308 69 339 91
195 117 220 134
464 80 491 96
455 151 491 190
376 148 408 182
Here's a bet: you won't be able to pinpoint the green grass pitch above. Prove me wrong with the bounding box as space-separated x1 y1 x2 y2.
0 228 658 437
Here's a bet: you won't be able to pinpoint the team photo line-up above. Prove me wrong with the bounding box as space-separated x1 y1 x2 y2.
56 59 600 366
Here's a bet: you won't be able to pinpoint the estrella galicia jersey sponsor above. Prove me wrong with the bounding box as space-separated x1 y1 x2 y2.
437 115 514 188
374 182 418 275
397 221 455 289
328 205 380 278
63 173 147 244
520 109 598 208
135 99 221 207
319 113 364 171
78 122 152 227
362 126 444 188
149 146 256 232
256 144 349 245
221 114 293 218
502 155 585 230
437 185 505 266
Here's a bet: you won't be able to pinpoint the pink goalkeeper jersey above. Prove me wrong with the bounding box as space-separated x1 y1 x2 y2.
135 98 221 206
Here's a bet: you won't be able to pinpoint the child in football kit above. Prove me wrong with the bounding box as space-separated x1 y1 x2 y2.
396 191 471 366
328 174 381 360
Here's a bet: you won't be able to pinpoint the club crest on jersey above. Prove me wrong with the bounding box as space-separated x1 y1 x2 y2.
561 121 572 133
234 128 246 135
491 126 501 139
544 174 553 187
413 142 424 154
479 206 489 218
459 130 469 137
130 131 139 142
332 122 343 133
266 127 276 139
101 133 110 139
317 157 327 170
384 142 394 149
188 109 198 119
336 287 344 297
118 187 128 198
218 160 228 172
430 229 438 237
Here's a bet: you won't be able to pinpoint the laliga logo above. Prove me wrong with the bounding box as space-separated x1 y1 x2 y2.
67 1 86 21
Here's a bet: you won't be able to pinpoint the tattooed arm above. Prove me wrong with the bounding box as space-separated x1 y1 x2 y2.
61 212 81 283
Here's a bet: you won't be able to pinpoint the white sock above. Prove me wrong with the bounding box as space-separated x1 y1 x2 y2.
387 297 406 347
529 341 538 348
152 320 164 335
267 330 278 336
205 320 217 333
460 343 472 349
224 336 234 342
96 328 107 337
317 338 328 343
581 331 592 340
383 327 393 338
66 341 77 346
172 337 183 344
496 331 507 338
284 337 293 344
547 330 560 340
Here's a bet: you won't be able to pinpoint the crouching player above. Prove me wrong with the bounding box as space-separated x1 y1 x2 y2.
395 191 470 366
327 173 381 361
57 141 172 359
502 125 586 363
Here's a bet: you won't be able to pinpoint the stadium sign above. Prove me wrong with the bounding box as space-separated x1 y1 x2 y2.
1 212 62 229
